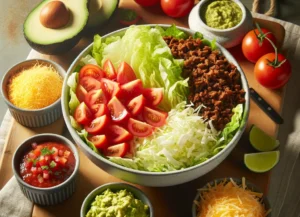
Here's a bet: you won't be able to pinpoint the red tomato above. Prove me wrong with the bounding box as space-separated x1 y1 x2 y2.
120 79 143 99
161 0 194 18
104 143 129 157
74 102 92 125
79 76 101 92
143 107 168 127
127 95 146 116
101 78 121 98
103 59 117 80
106 125 133 144
91 104 109 117
242 28 277 63
127 118 153 137
143 88 163 106
117 62 137 84
88 135 108 149
107 96 130 123
85 115 109 135
76 85 87 102
134 0 159 7
85 89 107 108
254 53 291 89
79 64 105 81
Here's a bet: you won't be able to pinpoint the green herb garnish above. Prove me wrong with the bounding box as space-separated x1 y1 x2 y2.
49 161 57 168
41 147 54 156
41 165 49 170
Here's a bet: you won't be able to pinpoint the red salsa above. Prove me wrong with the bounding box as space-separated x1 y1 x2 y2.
20 142 76 188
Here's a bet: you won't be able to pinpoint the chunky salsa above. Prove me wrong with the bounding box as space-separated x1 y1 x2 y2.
19 142 76 188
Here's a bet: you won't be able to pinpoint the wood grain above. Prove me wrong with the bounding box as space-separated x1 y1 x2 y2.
0 1 286 217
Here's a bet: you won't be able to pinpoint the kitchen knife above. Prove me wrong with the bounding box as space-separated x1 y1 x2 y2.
249 88 284 124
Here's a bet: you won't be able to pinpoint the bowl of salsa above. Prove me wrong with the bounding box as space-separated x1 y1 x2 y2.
12 133 79 206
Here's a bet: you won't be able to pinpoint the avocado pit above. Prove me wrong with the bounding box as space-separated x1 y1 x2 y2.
40 1 70 29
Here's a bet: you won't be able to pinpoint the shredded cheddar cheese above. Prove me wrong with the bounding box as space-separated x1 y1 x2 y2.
195 178 271 217
8 64 63 110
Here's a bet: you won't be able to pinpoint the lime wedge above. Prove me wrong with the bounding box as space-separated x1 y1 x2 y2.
249 125 279 151
244 151 280 173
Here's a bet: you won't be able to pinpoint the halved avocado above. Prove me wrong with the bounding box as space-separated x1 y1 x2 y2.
87 0 119 28
24 0 89 55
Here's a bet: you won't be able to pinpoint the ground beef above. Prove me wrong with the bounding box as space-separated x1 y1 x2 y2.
163 36 245 131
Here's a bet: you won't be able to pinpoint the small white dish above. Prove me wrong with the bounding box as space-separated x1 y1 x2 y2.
188 0 253 48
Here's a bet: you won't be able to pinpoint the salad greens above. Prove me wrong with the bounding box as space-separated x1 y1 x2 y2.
110 103 243 172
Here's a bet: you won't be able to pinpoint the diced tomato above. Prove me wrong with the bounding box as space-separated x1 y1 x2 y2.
107 96 130 123
120 79 143 99
91 104 109 117
79 64 105 81
25 161 33 169
85 89 108 109
37 175 44 183
143 107 168 127
101 78 121 98
31 167 38 175
28 151 36 159
74 102 92 125
84 115 109 135
88 135 108 149
79 76 101 92
127 95 146 116
58 149 64 157
43 170 50 180
76 84 88 102
37 167 42 174
52 147 58 156
143 88 163 106
59 157 67 166
64 150 71 158
103 59 117 80
39 156 47 166
107 125 133 144
117 62 137 84
127 118 153 137
104 143 129 157
44 155 51 163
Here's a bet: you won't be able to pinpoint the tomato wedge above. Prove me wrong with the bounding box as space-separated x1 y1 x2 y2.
103 59 117 80
117 62 137 85
79 64 105 81
84 115 109 135
143 107 168 127
74 102 92 125
85 89 107 108
79 76 101 92
76 84 87 102
88 135 108 150
107 96 130 123
120 79 143 99
91 104 109 117
143 88 163 106
127 118 153 137
104 143 129 157
107 125 133 144
127 95 146 116
101 78 121 98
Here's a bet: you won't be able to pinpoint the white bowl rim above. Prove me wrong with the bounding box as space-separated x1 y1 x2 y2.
62 24 250 177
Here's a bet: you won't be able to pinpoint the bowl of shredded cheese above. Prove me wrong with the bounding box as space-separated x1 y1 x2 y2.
1 59 65 127
192 177 271 217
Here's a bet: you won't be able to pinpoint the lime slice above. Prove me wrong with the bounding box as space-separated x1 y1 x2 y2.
249 125 279 151
244 151 280 173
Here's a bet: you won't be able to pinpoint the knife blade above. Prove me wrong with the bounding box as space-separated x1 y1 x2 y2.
249 88 284 124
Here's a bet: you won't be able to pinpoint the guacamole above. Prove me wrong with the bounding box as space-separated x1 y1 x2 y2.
204 0 242 29
86 189 149 217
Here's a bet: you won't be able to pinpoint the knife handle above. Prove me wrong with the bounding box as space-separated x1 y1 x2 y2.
249 88 284 124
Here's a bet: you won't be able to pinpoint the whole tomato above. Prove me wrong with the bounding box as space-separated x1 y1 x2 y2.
242 28 277 63
254 53 291 89
161 0 194 18
134 0 160 7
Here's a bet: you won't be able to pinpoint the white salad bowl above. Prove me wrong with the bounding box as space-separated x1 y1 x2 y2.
61 25 250 187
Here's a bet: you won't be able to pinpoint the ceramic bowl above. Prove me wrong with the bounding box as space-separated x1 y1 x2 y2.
61 24 250 187
188 0 253 48
81 182 154 217
192 177 271 217
1 59 65 127
12 134 80 206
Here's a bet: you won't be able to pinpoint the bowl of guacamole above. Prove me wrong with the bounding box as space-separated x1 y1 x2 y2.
81 183 153 217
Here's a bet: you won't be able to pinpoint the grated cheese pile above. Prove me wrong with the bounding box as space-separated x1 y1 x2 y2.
8 64 63 110
195 178 271 217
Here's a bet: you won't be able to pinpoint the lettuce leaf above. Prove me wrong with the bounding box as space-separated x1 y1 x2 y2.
77 129 100 154
69 89 80 115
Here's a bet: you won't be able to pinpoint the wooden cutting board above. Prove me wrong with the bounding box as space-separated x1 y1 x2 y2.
0 1 285 217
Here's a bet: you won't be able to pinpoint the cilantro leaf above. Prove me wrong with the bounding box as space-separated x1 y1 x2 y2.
41 165 49 170
41 147 54 156
50 161 57 168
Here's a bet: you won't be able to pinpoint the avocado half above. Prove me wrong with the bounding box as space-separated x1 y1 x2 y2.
87 0 119 28
24 0 89 55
